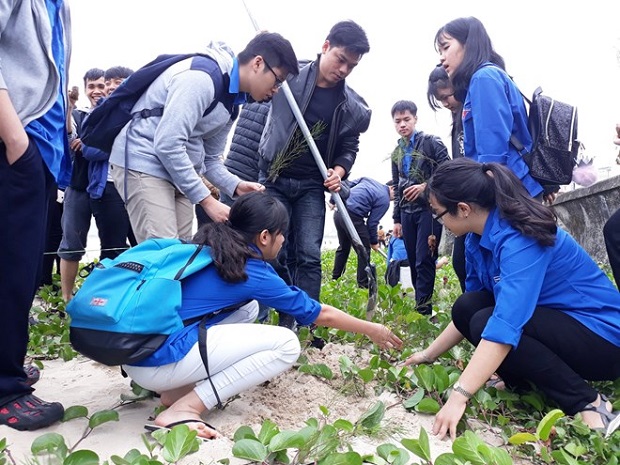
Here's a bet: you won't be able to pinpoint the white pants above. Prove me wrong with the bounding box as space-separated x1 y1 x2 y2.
123 302 301 410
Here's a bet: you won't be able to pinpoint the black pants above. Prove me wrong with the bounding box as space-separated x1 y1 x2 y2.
452 234 466 293
401 210 441 314
452 291 620 414
40 184 63 287
0 139 54 403
604 208 620 288
332 210 371 288
91 182 133 260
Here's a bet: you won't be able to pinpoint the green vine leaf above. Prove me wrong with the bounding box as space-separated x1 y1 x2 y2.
508 432 538 445
319 451 363 465
63 405 89 421
232 438 268 462
416 397 440 414
536 409 564 441
268 430 306 452
88 410 119 429
161 424 199 463
357 401 385 430
30 432 67 455
64 450 100 465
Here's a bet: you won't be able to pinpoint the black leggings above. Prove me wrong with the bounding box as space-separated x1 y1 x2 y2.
452 291 620 414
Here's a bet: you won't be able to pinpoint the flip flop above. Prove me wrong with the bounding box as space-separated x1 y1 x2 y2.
144 419 217 440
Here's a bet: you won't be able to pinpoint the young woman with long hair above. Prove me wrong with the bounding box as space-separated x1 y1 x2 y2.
404 158 620 440
123 192 402 439
434 17 546 200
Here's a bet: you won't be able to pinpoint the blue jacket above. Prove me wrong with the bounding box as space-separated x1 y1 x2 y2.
466 208 620 349
463 64 543 197
82 144 109 199
387 236 407 262
132 256 321 366
343 177 391 245
224 102 270 182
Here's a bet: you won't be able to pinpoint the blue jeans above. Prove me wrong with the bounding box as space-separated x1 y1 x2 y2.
265 176 326 301
58 187 92 261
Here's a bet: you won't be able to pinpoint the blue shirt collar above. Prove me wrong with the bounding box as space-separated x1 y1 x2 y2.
479 207 502 250
230 57 248 105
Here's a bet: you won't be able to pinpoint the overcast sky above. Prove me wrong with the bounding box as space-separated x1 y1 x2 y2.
69 0 620 185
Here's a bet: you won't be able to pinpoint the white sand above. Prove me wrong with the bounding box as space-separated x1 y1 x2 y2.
1 344 505 464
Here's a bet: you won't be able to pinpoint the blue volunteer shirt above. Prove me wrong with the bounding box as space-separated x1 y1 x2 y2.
344 177 391 244
462 64 542 198
465 207 620 349
399 133 416 176
132 256 322 366
25 0 72 188
230 57 248 105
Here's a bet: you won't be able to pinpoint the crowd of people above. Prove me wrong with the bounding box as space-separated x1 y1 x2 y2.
1 2 618 442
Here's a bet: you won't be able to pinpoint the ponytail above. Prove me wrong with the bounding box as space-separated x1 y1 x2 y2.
483 164 557 246
192 192 289 282
193 222 254 282
428 159 557 246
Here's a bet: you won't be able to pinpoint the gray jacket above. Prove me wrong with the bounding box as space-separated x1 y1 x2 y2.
258 56 371 178
0 0 72 126
109 42 242 204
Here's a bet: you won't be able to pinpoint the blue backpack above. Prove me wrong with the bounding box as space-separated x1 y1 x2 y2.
80 53 234 154
66 238 213 366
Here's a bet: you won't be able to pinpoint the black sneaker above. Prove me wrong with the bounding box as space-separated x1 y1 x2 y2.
0 394 64 431
24 364 40 387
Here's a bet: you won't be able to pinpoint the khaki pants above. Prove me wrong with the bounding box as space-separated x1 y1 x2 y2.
111 165 193 243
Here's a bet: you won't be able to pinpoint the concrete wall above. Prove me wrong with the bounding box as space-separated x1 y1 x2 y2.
553 175 620 265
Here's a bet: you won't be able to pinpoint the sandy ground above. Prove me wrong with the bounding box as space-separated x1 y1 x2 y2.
1 344 506 464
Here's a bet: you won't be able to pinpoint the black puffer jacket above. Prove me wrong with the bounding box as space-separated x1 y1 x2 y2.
224 102 270 182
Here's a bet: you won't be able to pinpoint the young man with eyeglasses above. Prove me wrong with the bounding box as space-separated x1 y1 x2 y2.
258 21 371 328
108 32 298 242
390 100 450 315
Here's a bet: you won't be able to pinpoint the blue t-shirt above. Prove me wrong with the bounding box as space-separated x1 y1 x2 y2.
133 257 322 366
462 64 542 198
25 0 72 188
465 208 620 349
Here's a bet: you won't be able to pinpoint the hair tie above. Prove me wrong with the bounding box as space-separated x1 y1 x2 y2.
481 163 489 172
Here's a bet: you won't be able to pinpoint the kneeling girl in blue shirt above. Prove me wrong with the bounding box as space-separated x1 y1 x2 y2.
404 158 620 440
123 191 402 439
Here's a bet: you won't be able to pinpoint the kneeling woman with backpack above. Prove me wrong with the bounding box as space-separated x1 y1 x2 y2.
404 158 620 440
123 192 402 439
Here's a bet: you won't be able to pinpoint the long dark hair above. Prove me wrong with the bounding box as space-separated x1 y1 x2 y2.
434 17 506 103
427 158 557 246
427 64 452 111
192 192 289 282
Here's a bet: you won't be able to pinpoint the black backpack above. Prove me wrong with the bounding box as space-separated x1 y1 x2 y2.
81 53 234 154
511 87 579 185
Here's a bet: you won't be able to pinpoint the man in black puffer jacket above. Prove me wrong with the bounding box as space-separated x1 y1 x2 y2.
223 102 271 205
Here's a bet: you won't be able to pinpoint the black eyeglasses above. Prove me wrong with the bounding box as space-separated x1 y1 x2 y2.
432 208 449 224
263 59 283 89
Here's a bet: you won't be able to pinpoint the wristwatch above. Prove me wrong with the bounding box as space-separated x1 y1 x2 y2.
452 381 473 399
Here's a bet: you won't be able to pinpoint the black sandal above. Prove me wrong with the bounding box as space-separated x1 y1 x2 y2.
0 394 64 431
582 395 620 438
